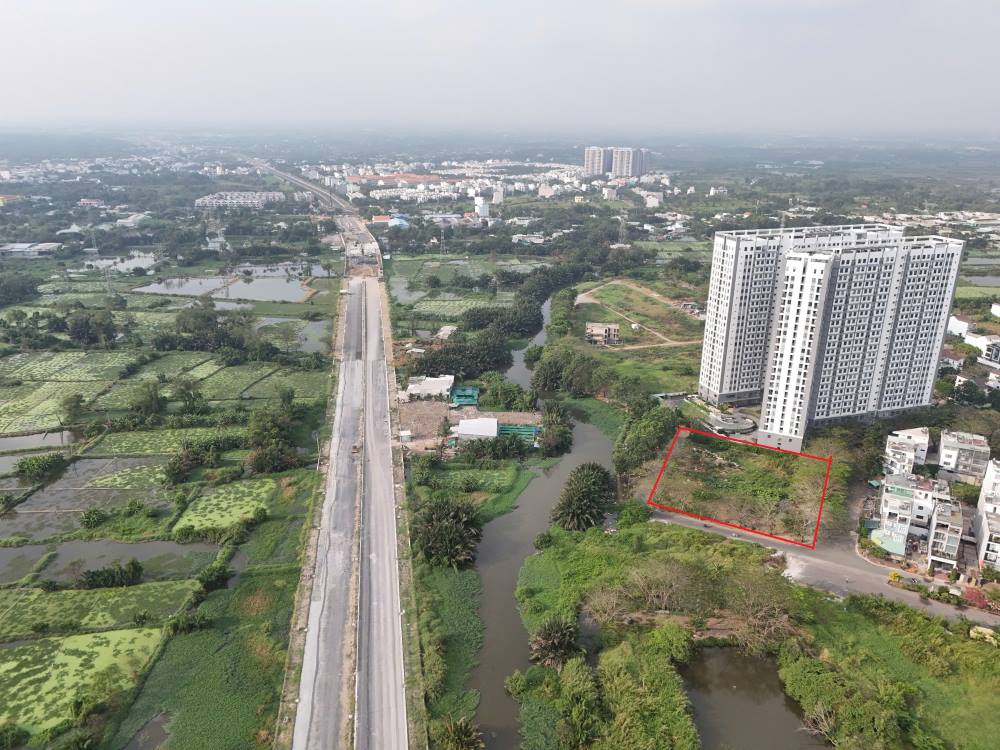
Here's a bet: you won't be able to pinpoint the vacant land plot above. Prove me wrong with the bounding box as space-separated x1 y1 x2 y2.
649 428 831 546
0 628 161 736
590 282 703 340
0 580 198 640
88 427 247 456
176 476 278 532
585 343 702 393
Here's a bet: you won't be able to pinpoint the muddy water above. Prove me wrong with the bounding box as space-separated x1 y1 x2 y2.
0 540 218 584
681 648 826 749
471 420 614 749
505 298 550 390
0 431 76 451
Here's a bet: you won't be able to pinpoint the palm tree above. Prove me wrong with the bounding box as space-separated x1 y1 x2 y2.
436 716 484 750
528 617 580 668
551 462 615 531
172 376 203 412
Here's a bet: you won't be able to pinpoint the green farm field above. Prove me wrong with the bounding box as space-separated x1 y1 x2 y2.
175 476 278 532
0 628 161 735
0 580 198 641
87 427 247 456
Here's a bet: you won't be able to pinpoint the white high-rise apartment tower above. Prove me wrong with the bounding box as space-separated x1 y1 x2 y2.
583 146 612 176
610 147 647 178
698 225 963 451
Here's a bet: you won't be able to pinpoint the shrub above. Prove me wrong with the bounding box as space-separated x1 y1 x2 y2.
14 452 67 481
552 463 615 531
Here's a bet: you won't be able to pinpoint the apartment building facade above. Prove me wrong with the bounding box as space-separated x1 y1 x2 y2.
583 146 612 176
697 225 963 451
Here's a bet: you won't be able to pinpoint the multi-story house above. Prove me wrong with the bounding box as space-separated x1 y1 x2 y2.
872 473 951 557
928 501 964 570
939 430 991 485
883 426 930 476
975 460 1000 573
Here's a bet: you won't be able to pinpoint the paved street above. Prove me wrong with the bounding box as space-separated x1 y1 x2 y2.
355 277 408 750
293 277 364 750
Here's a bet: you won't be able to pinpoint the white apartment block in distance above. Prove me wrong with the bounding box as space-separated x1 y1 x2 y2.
583 146 612 176
697 225 963 452
610 147 647 178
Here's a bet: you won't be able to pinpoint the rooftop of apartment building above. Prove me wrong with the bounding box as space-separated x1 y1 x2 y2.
941 430 990 451
715 223 961 246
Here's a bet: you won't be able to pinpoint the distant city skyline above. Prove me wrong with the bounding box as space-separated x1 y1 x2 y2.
4 0 1000 135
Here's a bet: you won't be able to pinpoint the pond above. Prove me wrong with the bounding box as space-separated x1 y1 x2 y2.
681 647 827 749
72 251 159 273
211 276 311 302
133 277 228 296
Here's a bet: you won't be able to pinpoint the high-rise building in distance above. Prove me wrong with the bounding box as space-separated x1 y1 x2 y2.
697 225 963 451
583 146 613 176
610 147 646 178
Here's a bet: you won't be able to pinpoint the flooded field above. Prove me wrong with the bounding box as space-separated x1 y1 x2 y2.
0 539 218 584
73 251 158 273
0 457 169 539
0 431 76 452
133 277 228 296
212 276 310 302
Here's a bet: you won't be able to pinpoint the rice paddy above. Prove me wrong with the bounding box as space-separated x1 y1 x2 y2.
175 476 278 532
0 628 161 735
87 427 247 456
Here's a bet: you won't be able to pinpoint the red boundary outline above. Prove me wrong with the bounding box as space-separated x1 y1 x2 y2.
645 426 832 550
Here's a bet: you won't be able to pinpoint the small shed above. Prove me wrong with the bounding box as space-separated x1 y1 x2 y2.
451 386 480 407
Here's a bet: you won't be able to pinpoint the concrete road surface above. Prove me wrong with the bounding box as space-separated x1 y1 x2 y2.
293 278 364 749
355 277 408 749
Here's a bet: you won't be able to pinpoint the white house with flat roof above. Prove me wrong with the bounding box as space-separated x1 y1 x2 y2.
939 430 991 485
928 501 964 570
883 427 930 476
403 374 454 401
872 473 951 557
975 460 1000 573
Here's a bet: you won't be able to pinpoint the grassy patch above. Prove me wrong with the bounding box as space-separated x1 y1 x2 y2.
590 283 703 340
417 564 482 721
103 568 298 750
562 397 626 441
196 363 279 400
0 580 198 640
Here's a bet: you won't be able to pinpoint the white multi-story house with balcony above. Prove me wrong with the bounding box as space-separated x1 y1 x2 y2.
698 225 963 451
928 501 964 569
939 430 991 485
975 461 1000 573
872 473 952 557
883 426 930 476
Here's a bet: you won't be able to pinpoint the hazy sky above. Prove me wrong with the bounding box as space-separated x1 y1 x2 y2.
5 0 999 135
